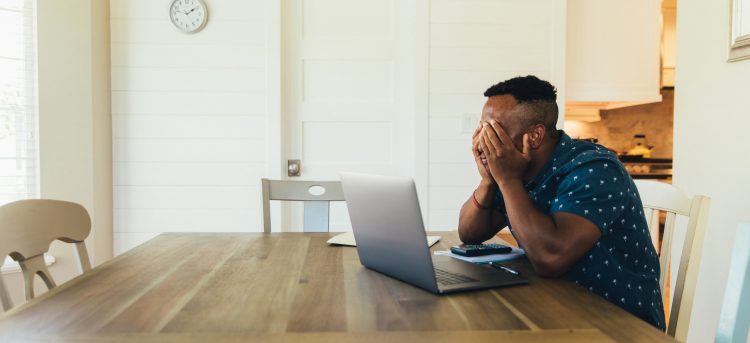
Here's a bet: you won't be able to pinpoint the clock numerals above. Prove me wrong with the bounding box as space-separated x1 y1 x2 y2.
170 0 206 33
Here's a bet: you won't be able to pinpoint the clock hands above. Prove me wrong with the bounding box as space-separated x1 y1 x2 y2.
174 6 198 16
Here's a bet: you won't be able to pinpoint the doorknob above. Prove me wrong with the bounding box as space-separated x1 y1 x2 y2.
288 159 301 177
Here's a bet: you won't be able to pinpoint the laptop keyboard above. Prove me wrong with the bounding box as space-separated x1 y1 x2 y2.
434 268 479 286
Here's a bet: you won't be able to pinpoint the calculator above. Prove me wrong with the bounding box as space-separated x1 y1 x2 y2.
450 243 512 257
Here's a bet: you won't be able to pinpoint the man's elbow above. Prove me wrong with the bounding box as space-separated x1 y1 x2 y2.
530 253 570 278
458 228 484 245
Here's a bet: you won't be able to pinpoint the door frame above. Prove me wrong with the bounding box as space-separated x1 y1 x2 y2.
265 0 430 232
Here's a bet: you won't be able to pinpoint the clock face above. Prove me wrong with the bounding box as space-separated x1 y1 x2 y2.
169 0 207 33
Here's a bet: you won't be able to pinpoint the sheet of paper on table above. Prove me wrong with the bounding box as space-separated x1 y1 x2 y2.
434 247 526 264
327 231 441 247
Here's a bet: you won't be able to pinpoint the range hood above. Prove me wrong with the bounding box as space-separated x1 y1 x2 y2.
566 100 660 122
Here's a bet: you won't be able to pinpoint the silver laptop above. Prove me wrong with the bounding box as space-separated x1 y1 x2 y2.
340 172 527 294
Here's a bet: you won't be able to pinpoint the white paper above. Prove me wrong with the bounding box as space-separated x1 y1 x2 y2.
327 231 441 247
433 248 526 264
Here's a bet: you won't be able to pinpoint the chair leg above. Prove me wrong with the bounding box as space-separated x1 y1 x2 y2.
0 275 12 311
74 241 92 272
19 255 57 300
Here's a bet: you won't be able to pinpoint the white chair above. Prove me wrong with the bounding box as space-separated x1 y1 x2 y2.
634 180 710 340
260 179 345 233
0 199 92 311
716 223 750 343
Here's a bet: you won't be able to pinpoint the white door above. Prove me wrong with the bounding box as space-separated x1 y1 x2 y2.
281 0 419 232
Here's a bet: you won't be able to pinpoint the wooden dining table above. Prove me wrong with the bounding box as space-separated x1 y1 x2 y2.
0 232 676 342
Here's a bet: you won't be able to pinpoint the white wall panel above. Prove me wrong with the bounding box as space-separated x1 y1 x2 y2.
429 140 474 165
110 19 266 46
112 115 265 138
112 0 272 255
114 162 265 186
110 0 266 21
111 67 265 92
113 138 265 163
429 117 471 140
111 43 266 68
112 92 265 115
114 186 259 210
115 208 258 233
429 210 461 230
429 93 486 116
429 164 481 187
429 186 475 211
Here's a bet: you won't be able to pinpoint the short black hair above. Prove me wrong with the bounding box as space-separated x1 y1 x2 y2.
484 75 559 132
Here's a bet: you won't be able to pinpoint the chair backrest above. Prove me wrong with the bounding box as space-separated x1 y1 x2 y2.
716 223 750 343
0 199 92 311
260 179 345 233
634 180 710 340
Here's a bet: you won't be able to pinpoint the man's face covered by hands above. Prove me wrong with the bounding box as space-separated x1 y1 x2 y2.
476 95 528 167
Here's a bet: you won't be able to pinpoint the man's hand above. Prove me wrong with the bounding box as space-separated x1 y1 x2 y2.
479 121 531 185
471 124 494 186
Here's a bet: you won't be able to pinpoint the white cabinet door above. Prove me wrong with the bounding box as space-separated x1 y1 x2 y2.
567 0 662 102
281 0 418 232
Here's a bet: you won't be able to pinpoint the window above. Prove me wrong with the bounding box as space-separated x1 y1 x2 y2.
0 0 38 205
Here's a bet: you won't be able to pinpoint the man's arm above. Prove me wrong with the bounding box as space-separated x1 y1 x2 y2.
457 124 507 244
498 179 600 277
457 181 506 244
479 121 600 277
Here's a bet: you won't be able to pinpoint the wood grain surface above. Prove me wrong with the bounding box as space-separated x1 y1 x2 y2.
0 233 676 342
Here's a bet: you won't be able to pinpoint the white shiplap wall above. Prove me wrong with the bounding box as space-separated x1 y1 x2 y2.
427 0 566 229
111 0 271 254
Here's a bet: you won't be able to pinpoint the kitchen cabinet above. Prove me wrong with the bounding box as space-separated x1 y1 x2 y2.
662 0 676 87
566 0 662 121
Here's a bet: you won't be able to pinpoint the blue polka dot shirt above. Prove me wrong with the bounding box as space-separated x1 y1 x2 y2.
494 131 666 330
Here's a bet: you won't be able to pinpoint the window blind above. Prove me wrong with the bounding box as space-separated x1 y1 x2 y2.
0 0 38 205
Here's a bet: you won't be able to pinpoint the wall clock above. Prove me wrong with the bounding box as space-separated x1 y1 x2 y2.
169 0 208 34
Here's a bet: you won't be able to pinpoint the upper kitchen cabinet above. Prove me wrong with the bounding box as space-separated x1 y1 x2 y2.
662 0 676 87
566 0 662 121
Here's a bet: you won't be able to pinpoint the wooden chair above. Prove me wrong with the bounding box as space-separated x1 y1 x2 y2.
0 199 92 311
260 179 345 233
634 180 710 340
716 223 750 343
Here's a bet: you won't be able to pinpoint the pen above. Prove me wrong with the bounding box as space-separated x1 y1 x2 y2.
489 262 521 275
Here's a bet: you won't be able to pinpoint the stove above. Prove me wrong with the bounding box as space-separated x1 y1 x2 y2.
618 155 673 180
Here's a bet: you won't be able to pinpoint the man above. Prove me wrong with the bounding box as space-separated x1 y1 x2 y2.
458 75 666 330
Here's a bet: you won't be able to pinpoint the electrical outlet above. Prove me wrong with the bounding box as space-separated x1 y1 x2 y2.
460 113 481 134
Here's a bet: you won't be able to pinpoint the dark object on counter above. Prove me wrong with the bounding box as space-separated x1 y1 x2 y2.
618 155 672 163
618 155 673 180
572 137 598 143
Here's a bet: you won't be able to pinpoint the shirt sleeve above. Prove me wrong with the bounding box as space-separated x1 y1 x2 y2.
550 160 631 235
